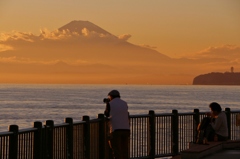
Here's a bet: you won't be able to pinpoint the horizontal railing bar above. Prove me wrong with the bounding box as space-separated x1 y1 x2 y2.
54 123 69 128
199 112 208 115
178 112 195 115
0 131 13 136
19 127 37 133
130 114 150 118
89 118 102 123
72 121 86 125
155 113 173 116
231 111 240 113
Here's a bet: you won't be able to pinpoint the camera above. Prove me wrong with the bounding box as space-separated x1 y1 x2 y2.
103 98 110 103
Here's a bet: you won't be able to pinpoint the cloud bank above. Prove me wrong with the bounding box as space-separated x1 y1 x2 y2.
197 45 240 59
0 27 118 46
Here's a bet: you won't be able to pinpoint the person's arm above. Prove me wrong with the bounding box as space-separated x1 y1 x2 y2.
206 112 216 122
206 112 216 118
210 114 223 131
104 102 110 117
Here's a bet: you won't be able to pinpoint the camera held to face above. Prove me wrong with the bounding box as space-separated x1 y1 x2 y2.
103 98 110 103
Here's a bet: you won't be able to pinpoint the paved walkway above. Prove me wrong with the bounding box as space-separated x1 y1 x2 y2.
202 149 240 159
171 149 240 159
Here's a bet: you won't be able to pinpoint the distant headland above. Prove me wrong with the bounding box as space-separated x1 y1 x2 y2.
193 67 240 85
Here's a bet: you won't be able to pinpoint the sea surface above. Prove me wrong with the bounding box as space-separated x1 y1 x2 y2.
0 84 239 131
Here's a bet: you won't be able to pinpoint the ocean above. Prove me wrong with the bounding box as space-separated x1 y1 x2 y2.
0 84 239 131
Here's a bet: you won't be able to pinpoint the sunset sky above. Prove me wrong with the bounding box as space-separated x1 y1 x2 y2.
0 0 240 85
1 0 239 57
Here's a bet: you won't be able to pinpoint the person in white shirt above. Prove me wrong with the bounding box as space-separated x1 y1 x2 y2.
206 102 228 141
104 90 130 159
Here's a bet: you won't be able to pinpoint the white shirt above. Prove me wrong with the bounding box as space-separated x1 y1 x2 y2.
210 111 228 137
108 98 130 133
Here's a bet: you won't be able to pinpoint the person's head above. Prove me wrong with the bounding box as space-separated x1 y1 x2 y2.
108 90 120 100
209 102 222 114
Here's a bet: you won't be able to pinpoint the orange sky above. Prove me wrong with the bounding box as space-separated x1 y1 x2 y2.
0 0 240 85
1 0 239 57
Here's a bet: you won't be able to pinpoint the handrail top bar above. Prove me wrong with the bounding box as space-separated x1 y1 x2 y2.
178 112 196 115
89 118 102 123
230 110 240 113
130 114 150 118
54 123 69 128
129 110 232 117
19 127 38 133
155 113 173 116
0 131 13 136
73 121 86 125
130 112 198 118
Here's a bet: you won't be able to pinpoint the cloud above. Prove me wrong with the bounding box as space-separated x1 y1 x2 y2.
0 31 39 51
1 27 116 43
40 28 81 40
139 44 157 50
0 55 62 65
0 44 14 52
81 28 113 39
118 34 131 41
0 56 36 64
180 44 240 61
197 44 240 59
0 56 18 63
81 28 89 36
0 31 36 42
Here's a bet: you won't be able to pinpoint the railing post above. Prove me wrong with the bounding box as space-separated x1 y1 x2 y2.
65 118 73 159
33 121 43 159
9 125 18 159
45 120 54 159
98 114 106 159
148 110 155 159
225 108 231 139
193 109 199 142
171 110 178 156
82 116 90 159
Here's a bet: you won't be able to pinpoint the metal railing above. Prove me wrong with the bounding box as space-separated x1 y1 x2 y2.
0 108 239 159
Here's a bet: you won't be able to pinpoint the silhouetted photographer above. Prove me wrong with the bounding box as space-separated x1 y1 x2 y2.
104 90 130 159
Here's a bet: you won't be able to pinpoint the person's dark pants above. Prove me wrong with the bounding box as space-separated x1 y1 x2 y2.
204 124 215 141
205 125 228 141
109 130 130 159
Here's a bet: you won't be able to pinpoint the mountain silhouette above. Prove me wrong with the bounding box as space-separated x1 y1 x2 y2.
1 20 171 64
58 20 113 36
57 20 171 64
